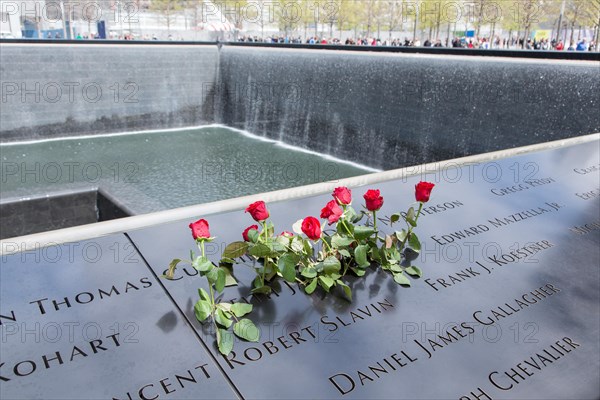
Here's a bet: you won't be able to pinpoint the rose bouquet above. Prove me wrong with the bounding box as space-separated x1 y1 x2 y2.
165 182 435 355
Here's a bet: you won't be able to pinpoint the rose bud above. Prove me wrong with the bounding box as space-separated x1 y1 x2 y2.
245 201 270 222
281 231 294 238
242 225 259 242
301 216 322 240
320 200 343 225
332 187 352 205
363 189 384 211
189 219 210 240
415 181 435 203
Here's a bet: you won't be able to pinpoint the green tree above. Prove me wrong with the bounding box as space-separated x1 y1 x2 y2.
275 0 302 36
150 0 185 34
511 0 546 47
338 1 364 39
380 0 403 40
419 0 441 41
563 0 599 44
371 0 388 39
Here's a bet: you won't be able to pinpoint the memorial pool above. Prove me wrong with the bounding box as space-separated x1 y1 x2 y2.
0 125 373 215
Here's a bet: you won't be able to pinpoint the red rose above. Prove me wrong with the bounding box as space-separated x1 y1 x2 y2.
332 187 352 205
301 216 322 240
415 181 435 203
245 201 270 222
363 189 384 211
189 219 210 240
242 225 259 242
281 231 294 237
320 200 343 225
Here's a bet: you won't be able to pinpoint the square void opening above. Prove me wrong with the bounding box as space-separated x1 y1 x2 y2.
0 188 132 239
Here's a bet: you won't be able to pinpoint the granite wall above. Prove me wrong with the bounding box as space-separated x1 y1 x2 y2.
0 43 219 141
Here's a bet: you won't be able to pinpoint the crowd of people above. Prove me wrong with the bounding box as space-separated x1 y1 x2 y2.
37 30 597 51
237 34 597 51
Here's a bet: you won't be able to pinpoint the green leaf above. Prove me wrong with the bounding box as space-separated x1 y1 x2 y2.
354 244 370 268
406 207 417 227
354 226 376 240
337 280 353 302
233 319 260 342
408 233 421 253
330 273 342 281
205 267 217 285
305 278 318 294
247 229 260 243
278 253 298 283
215 268 226 293
223 241 249 259
300 266 317 279
249 243 271 258
370 247 381 262
346 206 359 223
280 263 297 283
314 261 325 273
193 256 214 273
251 285 272 295
303 239 313 254
393 272 411 286
389 246 401 261
266 222 275 237
220 257 236 265
198 288 210 302
252 276 262 288
319 276 335 292
395 229 408 243
163 258 181 280
388 263 403 273
215 308 232 328
379 247 389 263
271 241 287 253
331 235 354 248
350 267 366 277
390 213 401 224
405 265 423 278
336 220 352 235
194 299 212 322
217 328 234 356
322 256 341 274
221 265 238 287
338 249 351 258
231 303 253 318
264 263 277 281
290 237 304 252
